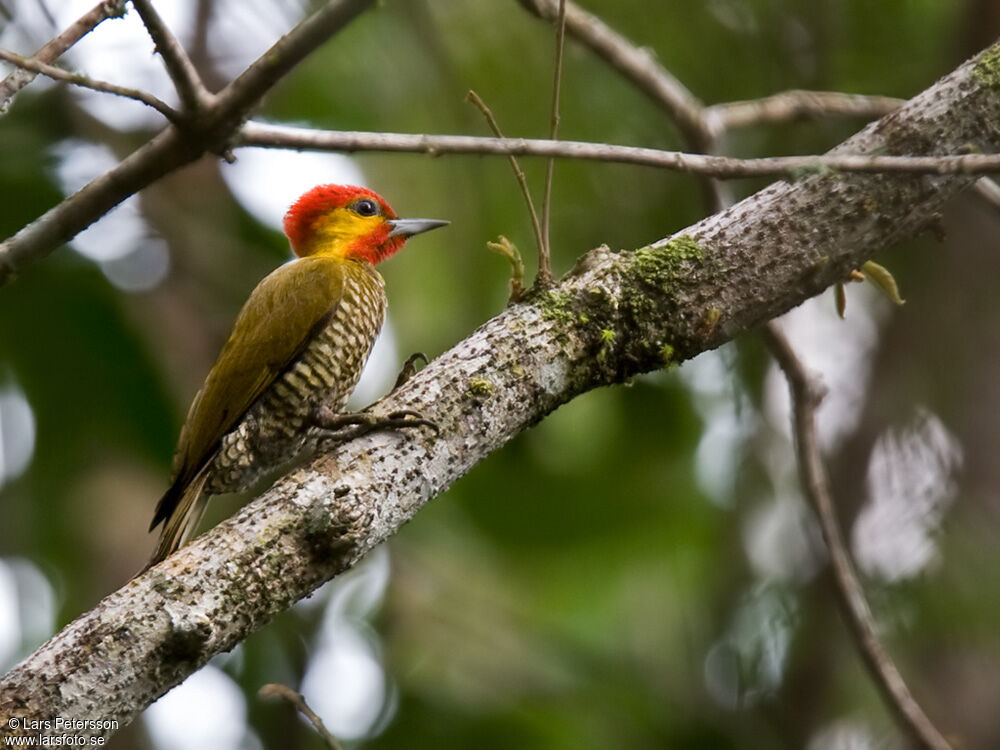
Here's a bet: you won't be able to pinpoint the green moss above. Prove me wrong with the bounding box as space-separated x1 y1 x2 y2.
468 377 495 396
703 307 722 335
539 289 591 326
597 329 616 362
974 45 1000 90
539 290 575 324
630 234 705 290
659 343 675 366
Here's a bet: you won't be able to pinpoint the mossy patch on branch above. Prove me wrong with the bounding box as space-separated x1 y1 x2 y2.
539 289 587 325
468 377 495 397
615 234 712 373
629 234 706 290
659 343 676 367
973 45 1000 90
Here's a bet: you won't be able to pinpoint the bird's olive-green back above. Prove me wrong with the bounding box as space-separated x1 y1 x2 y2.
171 256 348 486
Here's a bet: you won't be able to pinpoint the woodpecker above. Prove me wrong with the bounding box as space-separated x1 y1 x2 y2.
147 184 447 567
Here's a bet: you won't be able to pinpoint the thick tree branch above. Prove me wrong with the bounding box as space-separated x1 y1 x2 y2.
0 0 374 287
0 0 126 113
764 325 952 750
1 44 997 741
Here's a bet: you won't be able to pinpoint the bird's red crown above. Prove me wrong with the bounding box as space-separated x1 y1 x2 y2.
283 185 402 263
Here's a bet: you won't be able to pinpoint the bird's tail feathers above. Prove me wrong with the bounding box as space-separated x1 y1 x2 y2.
142 469 211 573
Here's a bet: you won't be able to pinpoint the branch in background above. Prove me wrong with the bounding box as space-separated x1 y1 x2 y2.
515 0 728 210
705 90 904 131
6 119 999 290
2 46 998 740
0 0 375 287
0 0 993 288
466 90 545 276
209 0 371 130
258 684 344 750
538 0 567 287
0 48 180 122
517 0 711 148
237 123 1000 177
0 0 126 113
763 324 952 750
513 4 953 747
131 0 214 112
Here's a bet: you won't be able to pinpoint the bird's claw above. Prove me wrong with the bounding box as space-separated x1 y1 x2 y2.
310 405 438 443
384 409 440 434
392 352 428 391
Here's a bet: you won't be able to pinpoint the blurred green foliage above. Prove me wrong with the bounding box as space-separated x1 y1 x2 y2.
3 1 1000 748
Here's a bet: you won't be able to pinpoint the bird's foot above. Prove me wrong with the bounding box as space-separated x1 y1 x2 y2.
392 352 428 391
311 404 438 444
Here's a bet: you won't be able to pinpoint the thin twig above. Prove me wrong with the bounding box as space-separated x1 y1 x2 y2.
516 0 711 149
237 122 1000 177
0 48 179 122
0 0 125 113
466 90 545 271
764 323 952 750
517 0 727 209
131 0 214 112
258 684 344 750
538 0 566 287
705 90 904 132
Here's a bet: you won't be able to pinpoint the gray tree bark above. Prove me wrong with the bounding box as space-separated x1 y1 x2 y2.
2 41 999 742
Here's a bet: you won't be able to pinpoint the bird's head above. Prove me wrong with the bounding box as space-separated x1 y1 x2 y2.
283 184 448 263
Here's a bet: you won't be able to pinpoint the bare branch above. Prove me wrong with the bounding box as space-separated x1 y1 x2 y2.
706 90 904 132
538 0 567 287
0 0 126 113
517 0 711 148
131 0 213 112
1 47 997 740
0 0 374 286
237 122 1000 177
764 323 952 750
258 684 344 750
0 47 179 121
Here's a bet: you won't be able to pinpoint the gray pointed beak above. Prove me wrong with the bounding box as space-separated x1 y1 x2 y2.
387 218 450 238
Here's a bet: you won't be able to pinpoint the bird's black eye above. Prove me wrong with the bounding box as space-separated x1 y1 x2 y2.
353 198 380 217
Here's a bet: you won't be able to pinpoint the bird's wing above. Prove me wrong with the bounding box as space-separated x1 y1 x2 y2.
170 257 346 490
